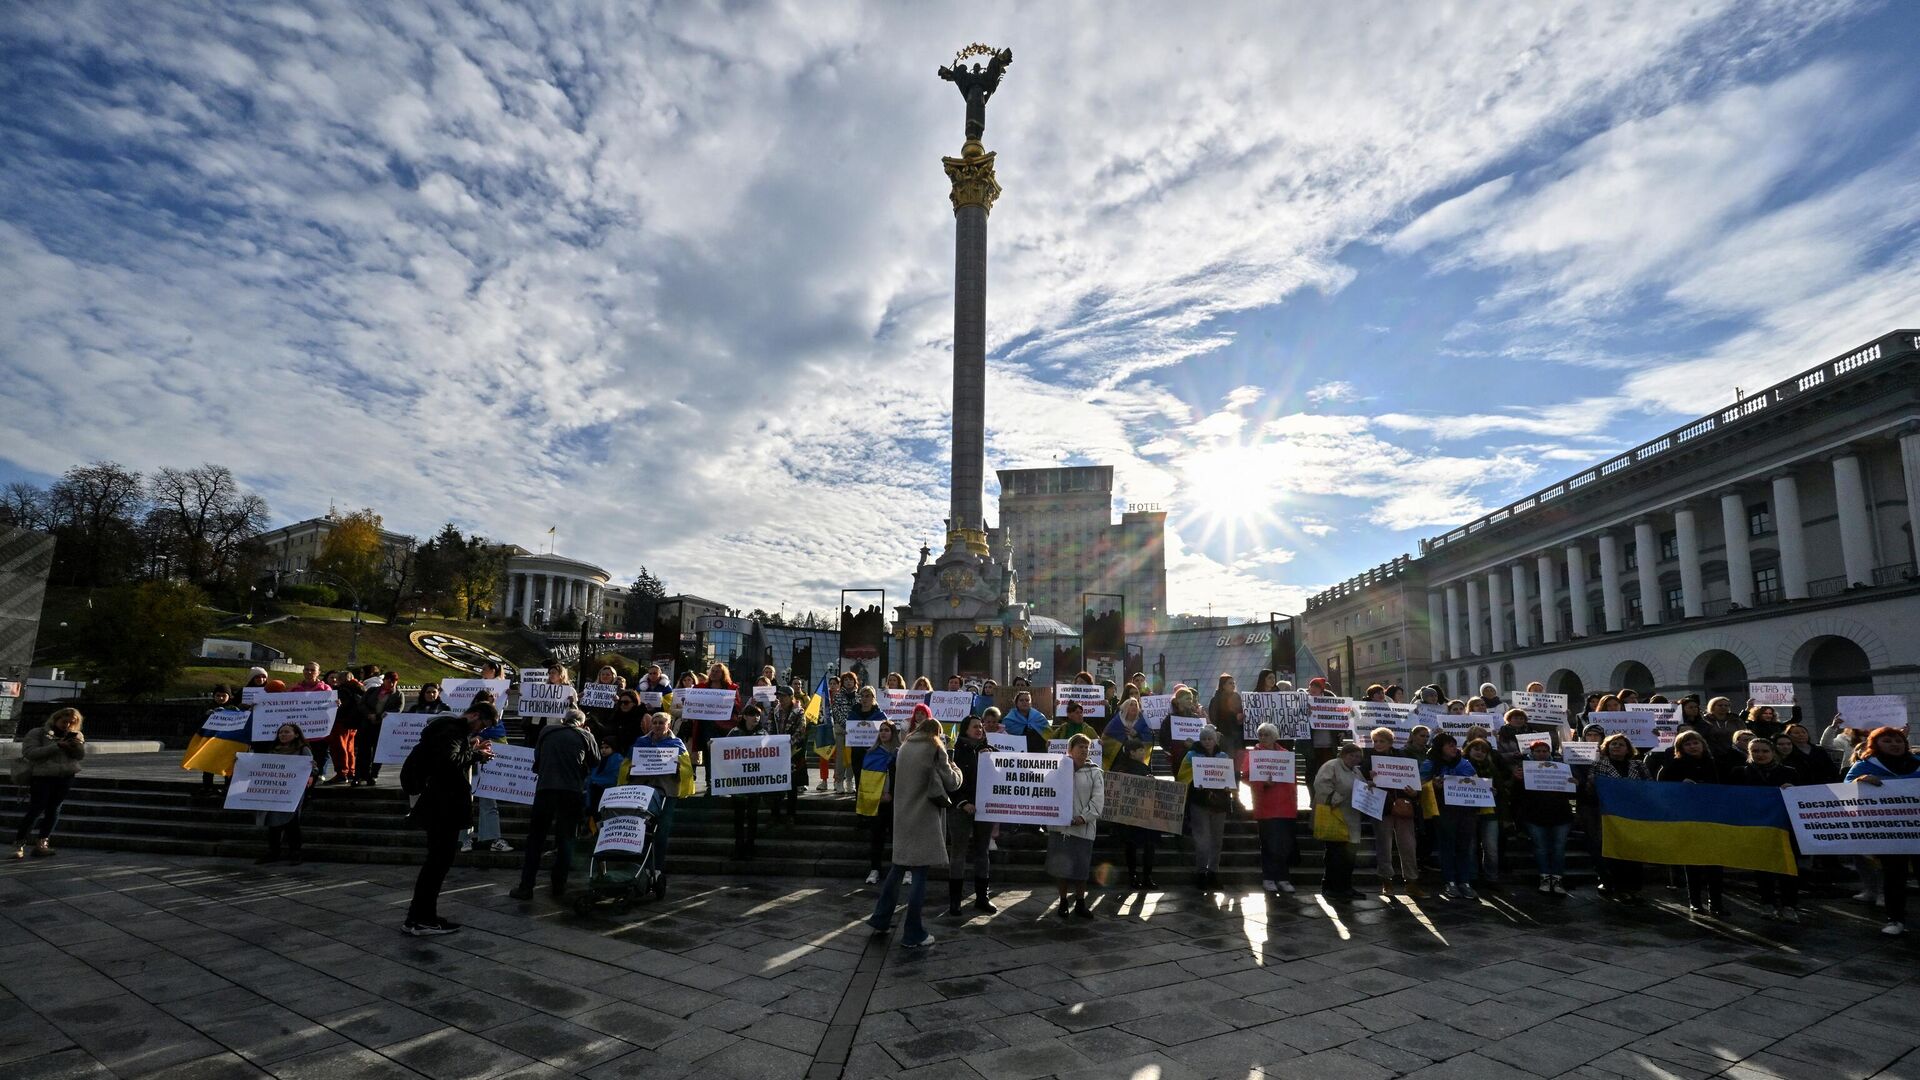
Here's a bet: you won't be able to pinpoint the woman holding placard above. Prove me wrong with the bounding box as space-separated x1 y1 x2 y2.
1102 696 1152 771
1733 738 1801 920
1243 723 1297 895
1311 742 1364 899
946 716 997 914
1178 725 1234 893
1514 741 1573 894
1162 684 1202 766
1846 727 1919 936
1047 733 1105 918
1112 739 1160 888
1658 731 1726 916
256 723 318 865
857 719 899 885
1361 726 1421 896
1428 734 1482 901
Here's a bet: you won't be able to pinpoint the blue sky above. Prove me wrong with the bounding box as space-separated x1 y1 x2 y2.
2 1 1917 618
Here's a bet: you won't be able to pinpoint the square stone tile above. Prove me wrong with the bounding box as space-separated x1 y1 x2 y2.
487 1014 634 1071
382 1027 538 1080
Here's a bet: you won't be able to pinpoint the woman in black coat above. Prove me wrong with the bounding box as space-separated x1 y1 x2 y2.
1657 730 1725 917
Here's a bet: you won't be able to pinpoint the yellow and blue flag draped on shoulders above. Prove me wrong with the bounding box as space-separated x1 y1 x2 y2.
181 709 252 777
1596 777 1797 875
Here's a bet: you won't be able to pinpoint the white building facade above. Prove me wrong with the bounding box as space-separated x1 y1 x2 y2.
494 551 611 629
1306 329 1920 721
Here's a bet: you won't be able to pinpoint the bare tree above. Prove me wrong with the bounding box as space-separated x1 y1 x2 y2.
146 464 270 585
46 461 146 586
0 482 49 530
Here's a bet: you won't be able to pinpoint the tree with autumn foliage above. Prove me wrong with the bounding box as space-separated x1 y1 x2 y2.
309 508 387 607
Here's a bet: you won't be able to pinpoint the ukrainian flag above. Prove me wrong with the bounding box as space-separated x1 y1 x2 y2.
1595 777 1797 875
803 675 827 725
181 709 252 777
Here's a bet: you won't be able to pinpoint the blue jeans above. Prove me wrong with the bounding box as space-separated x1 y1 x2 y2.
867 863 930 945
1525 822 1569 877
1436 809 1479 885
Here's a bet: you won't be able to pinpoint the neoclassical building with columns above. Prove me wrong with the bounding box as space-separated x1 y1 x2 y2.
1304 328 1920 721
492 549 612 629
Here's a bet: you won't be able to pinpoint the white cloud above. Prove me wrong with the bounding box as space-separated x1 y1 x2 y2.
1305 380 1362 406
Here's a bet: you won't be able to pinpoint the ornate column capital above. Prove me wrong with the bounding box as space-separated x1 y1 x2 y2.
943 149 1001 213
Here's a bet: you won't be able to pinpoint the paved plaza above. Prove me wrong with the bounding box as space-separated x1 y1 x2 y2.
2 851 1917 1080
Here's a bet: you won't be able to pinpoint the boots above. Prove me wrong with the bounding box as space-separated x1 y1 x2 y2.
946 879 965 918
974 879 998 913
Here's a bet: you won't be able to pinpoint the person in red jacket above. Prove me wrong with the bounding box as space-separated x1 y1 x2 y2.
1240 723 1298 895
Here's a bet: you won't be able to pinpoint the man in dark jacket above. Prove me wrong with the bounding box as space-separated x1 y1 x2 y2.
403 702 495 935
509 708 602 901
357 671 404 786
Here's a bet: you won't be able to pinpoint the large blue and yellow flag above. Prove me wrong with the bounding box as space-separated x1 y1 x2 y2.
1596 776 1796 875
181 709 252 777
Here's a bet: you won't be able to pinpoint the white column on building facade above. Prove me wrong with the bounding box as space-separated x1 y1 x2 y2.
1902 428 1920 567
1566 542 1590 638
1633 519 1661 626
1720 491 1754 608
1535 554 1558 645
1465 578 1484 655
541 575 555 622
1444 585 1463 660
1674 504 1704 618
1772 472 1809 599
1427 593 1446 658
1486 570 1508 653
519 573 535 622
1510 563 1532 649
1597 532 1624 632
1832 452 1874 586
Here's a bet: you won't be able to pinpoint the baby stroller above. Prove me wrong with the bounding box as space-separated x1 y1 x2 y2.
572 784 668 915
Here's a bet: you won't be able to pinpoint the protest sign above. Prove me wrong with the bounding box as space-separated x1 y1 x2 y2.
443 678 510 712
224 753 309 813
678 688 738 723
1046 739 1073 756
1351 701 1417 746
929 691 973 725
639 692 665 709
709 735 791 796
251 690 337 741
1782 782 1920 854
628 746 680 776
1054 683 1107 718
1243 691 1311 741
975 753 1072 825
1246 749 1295 784
1591 710 1659 749
597 785 662 813
1522 760 1576 793
1139 694 1173 730
882 688 929 722
1102 772 1188 832
1169 712 1204 741
1514 730 1556 752
1560 742 1599 766
1191 757 1236 790
1352 780 1386 821
1310 698 1354 732
846 718 881 748
373 713 433 765
1443 775 1496 808
1749 682 1796 707
751 685 779 707
986 732 1025 754
580 684 619 709
1507 691 1569 723
201 710 251 738
519 683 572 719
241 686 266 706
594 816 650 856
1837 695 1909 731
1368 756 1420 792
473 744 536 805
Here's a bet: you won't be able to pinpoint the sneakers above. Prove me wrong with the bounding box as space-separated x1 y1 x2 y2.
902 934 936 949
1539 876 1552 894
1278 880 1295 894
30 840 52 858
508 885 533 901
488 839 514 853
864 870 880 885
1439 884 1459 900
1854 890 1882 904
1550 876 1567 895
1261 879 1278 893
1458 884 1479 901
1883 921 1907 936
402 920 459 936
459 837 473 853
9 846 23 861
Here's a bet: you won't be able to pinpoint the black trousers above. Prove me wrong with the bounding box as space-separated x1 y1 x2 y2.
355 719 382 779
519 790 585 892
1756 871 1798 908
409 825 461 924
1686 865 1724 905
867 812 892 871
1122 825 1158 876
15 777 72 843
266 815 303 856
1885 854 1912 923
1322 841 1355 894
733 796 758 856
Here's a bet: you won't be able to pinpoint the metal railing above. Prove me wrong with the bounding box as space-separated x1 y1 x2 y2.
1421 330 1918 555
1873 563 1916 586
1808 575 1847 598
1304 554 1415 611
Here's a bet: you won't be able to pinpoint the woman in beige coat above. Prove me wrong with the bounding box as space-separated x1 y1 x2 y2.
866 708 960 949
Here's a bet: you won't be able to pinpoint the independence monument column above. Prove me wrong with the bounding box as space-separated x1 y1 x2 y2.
938 45 1011 557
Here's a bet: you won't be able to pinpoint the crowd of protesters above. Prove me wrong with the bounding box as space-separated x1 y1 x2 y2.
10 659 1915 945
